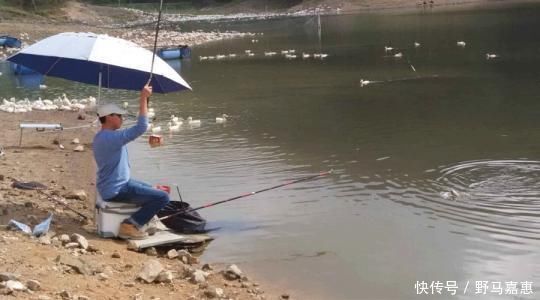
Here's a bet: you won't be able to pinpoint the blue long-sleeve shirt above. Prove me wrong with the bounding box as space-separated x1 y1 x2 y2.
93 115 148 200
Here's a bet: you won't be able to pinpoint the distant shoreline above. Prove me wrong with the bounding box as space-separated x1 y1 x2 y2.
291 0 540 16
1 1 540 50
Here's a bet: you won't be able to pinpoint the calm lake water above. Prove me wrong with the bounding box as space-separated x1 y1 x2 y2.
2 4 540 299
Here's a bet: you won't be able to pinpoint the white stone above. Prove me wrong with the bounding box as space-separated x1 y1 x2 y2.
166 249 178 259
224 264 243 280
215 288 224 297
70 233 88 250
137 259 164 283
190 270 206 284
38 235 51 245
64 242 80 249
5 280 26 291
65 190 87 201
156 270 173 283
59 234 71 244
177 249 197 265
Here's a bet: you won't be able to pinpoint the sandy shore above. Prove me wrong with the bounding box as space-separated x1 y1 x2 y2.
0 110 281 299
0 3 284 299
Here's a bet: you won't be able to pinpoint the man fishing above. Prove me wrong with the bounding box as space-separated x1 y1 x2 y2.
93 84 169 240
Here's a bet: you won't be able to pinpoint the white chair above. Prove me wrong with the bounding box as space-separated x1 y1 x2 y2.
95 192 140 238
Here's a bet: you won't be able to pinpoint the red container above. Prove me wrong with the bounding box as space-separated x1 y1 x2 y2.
149 135 163 147
155 185 171 194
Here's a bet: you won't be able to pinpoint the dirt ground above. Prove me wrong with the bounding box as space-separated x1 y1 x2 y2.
0 110 280 299
0 3 287 299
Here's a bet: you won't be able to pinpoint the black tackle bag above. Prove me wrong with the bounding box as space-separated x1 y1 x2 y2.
157 201 207 234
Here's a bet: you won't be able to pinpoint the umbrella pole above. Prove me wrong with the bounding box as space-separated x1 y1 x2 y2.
97 71 102 107
150 0 164 78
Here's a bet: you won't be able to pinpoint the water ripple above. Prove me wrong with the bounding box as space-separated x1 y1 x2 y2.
423 160 540 242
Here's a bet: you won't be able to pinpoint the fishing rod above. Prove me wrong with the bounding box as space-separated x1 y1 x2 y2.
159 170 333 221
149 0 164 80
146 0 165 104
36 190 89 220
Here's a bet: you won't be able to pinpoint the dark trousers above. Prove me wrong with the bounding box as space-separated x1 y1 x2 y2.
107 179 169 228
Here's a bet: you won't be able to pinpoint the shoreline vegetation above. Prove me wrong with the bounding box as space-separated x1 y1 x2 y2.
1 0 540 299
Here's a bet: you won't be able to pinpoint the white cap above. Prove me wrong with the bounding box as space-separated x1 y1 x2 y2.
97 103 127 117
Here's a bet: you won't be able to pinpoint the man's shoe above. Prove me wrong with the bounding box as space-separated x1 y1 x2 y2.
118 222 148 240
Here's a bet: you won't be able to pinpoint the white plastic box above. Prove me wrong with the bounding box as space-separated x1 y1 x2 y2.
95 193 140 238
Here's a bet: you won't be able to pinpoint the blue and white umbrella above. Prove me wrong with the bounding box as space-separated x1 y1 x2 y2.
7 32 191 94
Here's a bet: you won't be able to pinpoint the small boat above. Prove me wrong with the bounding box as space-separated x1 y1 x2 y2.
9 62 39 75
158 45 191 60
0 36 22 48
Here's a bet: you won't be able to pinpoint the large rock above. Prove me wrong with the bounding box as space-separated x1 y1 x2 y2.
224 264 243 280
26 279 41 291
73 145 84 152
126 240 138 251
177 249 198 265
166 249 179 259
137 259 164 283
59 234 71 245
70 234 89 250
178 264 194 280
55 254 94 275
155 270 174 283
145 247 157 256
38 235 51 245
65 190 87 201
190 270 206 284
204 288 218 299
59 290 71 299
202 263 213 271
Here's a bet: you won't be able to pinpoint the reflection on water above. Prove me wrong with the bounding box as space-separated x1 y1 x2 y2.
133 6 540 299
166 59 182 72
2 4 540 299
13 73 44 89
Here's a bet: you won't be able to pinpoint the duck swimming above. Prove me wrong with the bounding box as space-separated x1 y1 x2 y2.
216 114 229 123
